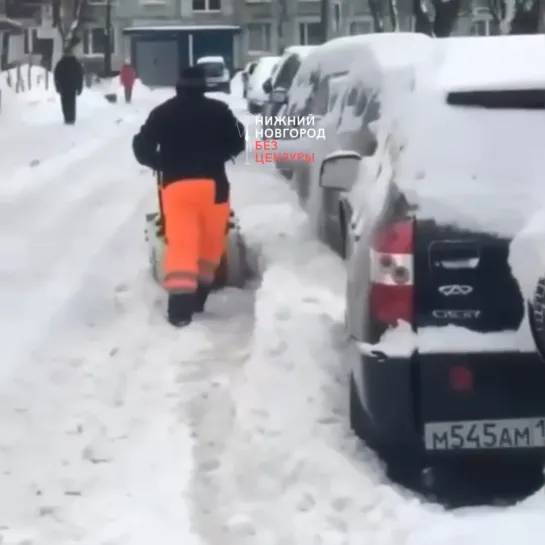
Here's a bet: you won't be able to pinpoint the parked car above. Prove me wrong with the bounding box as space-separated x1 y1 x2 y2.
278 33 430 257
320 34 545 485
242 60 257 98
246 55 280 114
261 46 317 124
196 55 230 94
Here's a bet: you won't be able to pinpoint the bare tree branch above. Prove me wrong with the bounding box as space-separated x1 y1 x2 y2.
487 0 504 23
368 0 385 32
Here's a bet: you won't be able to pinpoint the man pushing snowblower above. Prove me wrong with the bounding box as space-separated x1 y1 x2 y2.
132 65 246 327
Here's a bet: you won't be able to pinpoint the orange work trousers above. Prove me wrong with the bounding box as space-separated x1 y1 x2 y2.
161 179 230 294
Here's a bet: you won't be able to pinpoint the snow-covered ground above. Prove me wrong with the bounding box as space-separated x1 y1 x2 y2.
2 72 545 545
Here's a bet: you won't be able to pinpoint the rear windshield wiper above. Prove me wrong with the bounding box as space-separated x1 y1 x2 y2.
447 89 545 109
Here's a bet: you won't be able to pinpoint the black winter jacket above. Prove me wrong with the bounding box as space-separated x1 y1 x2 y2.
54 55 84 95
132 88 246 203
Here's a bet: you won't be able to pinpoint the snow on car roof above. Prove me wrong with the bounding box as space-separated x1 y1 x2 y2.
435 35 545 92
349 35 545 307
282 45 317 59
196 56 224 64
252 56 280 76
297 33 431 77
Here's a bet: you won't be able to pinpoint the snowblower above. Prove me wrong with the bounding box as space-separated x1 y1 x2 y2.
145 171 247 289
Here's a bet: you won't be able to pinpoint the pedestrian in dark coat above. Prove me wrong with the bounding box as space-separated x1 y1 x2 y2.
54 52 84 125
132 65 246 327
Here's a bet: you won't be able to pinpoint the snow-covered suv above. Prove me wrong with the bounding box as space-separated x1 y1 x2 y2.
320 35 545 484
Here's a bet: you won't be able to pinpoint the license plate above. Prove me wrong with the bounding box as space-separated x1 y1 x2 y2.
424 418 545 450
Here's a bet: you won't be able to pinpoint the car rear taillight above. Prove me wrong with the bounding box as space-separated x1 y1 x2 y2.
449 365 473 392
369 220 414 325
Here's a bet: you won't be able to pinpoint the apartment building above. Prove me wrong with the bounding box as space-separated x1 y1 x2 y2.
1 0 516 81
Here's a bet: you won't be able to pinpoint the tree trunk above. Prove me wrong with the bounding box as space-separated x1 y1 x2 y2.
320 0 329 42
52 0 88 53
510 0 541 33
412 0 434 35
388 0 400 30
103 0 112 76
368 0 385 32
432 0 461 36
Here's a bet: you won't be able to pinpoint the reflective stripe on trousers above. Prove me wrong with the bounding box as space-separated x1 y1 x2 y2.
163 270 198 294
161 179 231 294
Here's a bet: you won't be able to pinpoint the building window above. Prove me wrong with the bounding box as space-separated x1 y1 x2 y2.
192 0 221 11
299 22 322 45
82 27 115 55
247 23 271 52
349 20 373 35
471 19 488 35
23 28 38 54
471 16 498 35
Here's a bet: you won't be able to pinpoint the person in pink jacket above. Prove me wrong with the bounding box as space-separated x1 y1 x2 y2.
119 60 136 103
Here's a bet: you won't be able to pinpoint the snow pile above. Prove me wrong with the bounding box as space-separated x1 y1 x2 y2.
3 63 54 97
0 64 121 125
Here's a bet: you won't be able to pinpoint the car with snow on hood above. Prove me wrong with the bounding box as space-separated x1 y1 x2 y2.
246 55 280 114
196 55 231 94
260 46 317 126
321 35 545 486
242 60 257 98
275 33 430 256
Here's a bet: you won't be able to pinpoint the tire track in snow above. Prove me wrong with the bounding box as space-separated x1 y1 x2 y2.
0 115 136 202
183 283 256 545
1 118 152 377
0 196 204 545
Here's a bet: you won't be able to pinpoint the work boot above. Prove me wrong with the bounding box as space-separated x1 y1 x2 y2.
167 293 195 327
194 284 211 313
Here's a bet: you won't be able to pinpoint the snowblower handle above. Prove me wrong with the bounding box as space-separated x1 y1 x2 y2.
155 170 165 237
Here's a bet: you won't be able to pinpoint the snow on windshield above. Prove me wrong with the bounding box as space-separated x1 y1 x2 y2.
199 62 224 77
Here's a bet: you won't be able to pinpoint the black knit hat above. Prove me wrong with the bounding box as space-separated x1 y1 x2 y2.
177 65 206 92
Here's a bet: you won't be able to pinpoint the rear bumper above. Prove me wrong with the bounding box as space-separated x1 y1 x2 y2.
352 345 545 459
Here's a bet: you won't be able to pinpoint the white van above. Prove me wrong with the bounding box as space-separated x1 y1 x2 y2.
196 55 231 94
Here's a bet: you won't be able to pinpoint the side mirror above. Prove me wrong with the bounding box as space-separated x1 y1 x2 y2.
270 87 287 104
262 78 272 94
319 151 361 191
